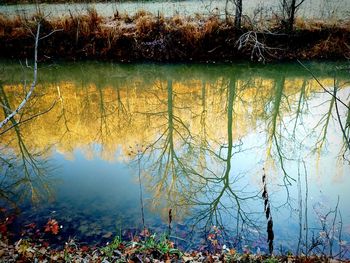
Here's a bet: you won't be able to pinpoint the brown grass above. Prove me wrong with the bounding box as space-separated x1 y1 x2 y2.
0 8 349 62
135 15 156 37
311 35 350 58
202 16 221 36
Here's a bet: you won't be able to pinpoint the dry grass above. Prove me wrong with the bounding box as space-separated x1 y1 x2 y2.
0 8 349 62
202 16 221 36
133 9 152 20
135 15 157 36
311 35 350 57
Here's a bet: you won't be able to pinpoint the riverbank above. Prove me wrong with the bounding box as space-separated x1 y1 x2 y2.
0 238 343 262
0 216 345 262
0 9 349 62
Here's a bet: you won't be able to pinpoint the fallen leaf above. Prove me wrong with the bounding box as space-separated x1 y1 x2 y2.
45 219 59 235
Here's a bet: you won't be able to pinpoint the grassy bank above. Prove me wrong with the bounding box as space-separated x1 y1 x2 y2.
0 9 349 62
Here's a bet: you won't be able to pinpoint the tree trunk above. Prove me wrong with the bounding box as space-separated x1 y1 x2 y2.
288 0 296 32
234 0 242 29
225 0 229 23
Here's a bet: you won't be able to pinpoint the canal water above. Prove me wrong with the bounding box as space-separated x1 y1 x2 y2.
0 61 349 256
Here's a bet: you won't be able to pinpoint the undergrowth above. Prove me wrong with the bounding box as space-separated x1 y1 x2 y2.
0 8 349 62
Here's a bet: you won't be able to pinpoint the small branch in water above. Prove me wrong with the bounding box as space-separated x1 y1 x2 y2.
262 168 274 255
136 145 146 232
297 60 349 110
168 208 172 237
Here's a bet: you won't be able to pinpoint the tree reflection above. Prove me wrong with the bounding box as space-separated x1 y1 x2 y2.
187 76 262 248
0 83 55 207
134 79 201 218
129 66 349 252
265 75 297 190
1 61 349 254
130 74 264 250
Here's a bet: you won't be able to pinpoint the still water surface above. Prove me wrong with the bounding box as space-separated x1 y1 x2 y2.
0 61 349 256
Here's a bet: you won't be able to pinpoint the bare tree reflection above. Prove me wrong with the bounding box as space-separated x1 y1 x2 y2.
0 83 55 207
128 74 264 250
265 76 295 185
134 79 200 217
187 76 262 249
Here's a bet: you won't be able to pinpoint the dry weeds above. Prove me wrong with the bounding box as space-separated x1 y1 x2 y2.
0 8 349 62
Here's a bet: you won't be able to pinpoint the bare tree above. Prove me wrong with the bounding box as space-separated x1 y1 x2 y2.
234 0 243 29
224 0 243 28
280 0 306 32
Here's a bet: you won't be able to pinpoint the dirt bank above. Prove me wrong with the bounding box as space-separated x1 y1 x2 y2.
0 10 349 62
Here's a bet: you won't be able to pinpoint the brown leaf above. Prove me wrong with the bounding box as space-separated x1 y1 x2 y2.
44 219 60 235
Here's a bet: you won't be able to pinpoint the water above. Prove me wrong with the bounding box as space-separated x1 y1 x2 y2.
0 60 350 256
0 0 349 20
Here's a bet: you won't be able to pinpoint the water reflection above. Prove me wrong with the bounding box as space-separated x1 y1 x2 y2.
0 81 55 207
0 61 349 255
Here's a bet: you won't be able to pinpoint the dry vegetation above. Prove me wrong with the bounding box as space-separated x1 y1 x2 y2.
0 9 349 62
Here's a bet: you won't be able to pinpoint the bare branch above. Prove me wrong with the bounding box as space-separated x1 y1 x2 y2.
0 102 12 112
297 60 349 110
0 100 57 136
295 0 306 9
0 23 41 130
39 29 63 40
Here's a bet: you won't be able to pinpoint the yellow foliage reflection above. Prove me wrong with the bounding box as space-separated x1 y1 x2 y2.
0 63 348 223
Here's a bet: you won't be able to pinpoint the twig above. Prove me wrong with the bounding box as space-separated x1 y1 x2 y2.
39 29 63 40
0 100 57 136
0 102 12 112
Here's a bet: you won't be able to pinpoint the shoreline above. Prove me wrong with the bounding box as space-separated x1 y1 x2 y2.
0 215 347 262
0 10 349 63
